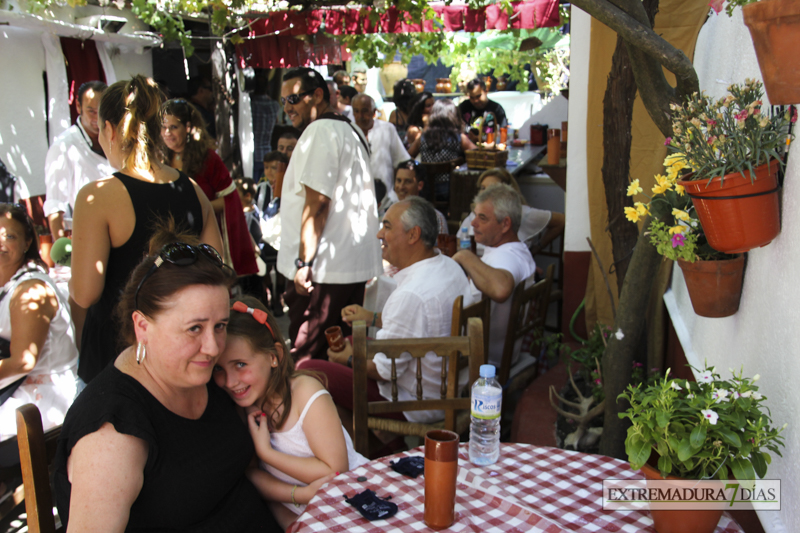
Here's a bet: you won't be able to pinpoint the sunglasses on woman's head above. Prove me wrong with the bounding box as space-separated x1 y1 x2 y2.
134 243 224 310
280 90 314 106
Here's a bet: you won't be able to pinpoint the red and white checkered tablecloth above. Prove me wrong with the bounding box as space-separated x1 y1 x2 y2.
287 443 744 533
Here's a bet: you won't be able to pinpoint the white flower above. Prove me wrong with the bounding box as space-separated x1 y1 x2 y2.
701 409 719 425
712 389 729 402
753 374 760 382
752 392 763 400
729 391 741 401
615 329 625 340
687 394 695 399
670 382 683 391
698 370 714 383
740 390 752 398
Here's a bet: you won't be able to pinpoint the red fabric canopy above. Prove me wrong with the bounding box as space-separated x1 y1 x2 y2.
236 0 561 68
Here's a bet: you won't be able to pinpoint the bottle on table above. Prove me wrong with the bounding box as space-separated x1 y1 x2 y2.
469 364 502 465
459 227 471 251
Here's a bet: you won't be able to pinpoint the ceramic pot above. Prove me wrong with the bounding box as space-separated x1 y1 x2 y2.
435 78 452 93
677 255 744 318
743 0 800 105
424 430 459 529
379 62 408 97
495 77 507 91
640 464 724 533
678 161 781 254
483 76 493 91
412 79 427 93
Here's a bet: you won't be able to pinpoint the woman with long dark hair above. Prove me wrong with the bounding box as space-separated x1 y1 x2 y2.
404 91 434 148
388 79 417 146
0 203 78 442
69 76 222 384
161 98 258 281
409 99 476 201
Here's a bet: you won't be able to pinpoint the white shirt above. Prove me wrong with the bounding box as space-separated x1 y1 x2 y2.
0 266 79 440
470 242 536 368
277 117 382 284
43 118 115 217
460 205 551 256
364 119 410 200
374 254 474 423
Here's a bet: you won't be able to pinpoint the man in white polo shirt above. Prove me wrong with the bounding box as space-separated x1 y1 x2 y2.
277 67 382 362
453 184 536 369
44 81 114 238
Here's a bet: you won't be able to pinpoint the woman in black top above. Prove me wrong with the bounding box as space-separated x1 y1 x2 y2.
55 228 280 532
69 76 222 383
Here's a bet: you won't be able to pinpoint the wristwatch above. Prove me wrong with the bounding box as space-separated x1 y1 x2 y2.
295 258 313 269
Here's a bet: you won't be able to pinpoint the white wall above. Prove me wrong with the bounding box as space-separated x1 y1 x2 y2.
564 7 592 253
664 10 795 533
0 25 49 198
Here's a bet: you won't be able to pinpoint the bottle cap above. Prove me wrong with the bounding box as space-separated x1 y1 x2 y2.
479 364 496 378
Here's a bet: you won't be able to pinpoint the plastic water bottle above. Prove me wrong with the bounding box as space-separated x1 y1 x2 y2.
460 227 471 251
469 365 502 465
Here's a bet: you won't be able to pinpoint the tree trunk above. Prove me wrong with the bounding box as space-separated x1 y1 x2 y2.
601 38 640 290
599 217 664 458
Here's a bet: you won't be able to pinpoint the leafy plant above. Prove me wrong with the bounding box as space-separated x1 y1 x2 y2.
619 365 786 481
665 79 794 185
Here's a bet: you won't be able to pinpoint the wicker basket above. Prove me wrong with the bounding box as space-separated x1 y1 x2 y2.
465 149 508 170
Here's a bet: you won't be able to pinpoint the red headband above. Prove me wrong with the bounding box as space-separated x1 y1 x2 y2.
231 301 276 338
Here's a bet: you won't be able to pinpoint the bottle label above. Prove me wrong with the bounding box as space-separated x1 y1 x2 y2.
471 395 501 419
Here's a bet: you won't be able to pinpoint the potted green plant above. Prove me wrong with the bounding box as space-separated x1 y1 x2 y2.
711 0 800 105
619 365 786 533
625 159 744 318
664 80 794 254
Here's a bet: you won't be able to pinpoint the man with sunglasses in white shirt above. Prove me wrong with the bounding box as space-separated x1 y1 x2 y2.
276 67 382 363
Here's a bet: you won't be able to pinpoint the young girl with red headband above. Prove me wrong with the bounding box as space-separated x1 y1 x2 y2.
213 295 367 529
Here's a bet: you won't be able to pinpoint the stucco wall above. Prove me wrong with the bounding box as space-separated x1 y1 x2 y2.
665 9 795 533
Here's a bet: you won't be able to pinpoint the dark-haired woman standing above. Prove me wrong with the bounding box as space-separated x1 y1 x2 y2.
69 76 223 384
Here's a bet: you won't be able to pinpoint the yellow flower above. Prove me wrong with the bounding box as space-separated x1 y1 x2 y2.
652 175 670 195
624 206 640 223
635 202 649 216
672 208 690 222
675 184 685 196
627 179 643 196
664 153 687 170
669 225 686 235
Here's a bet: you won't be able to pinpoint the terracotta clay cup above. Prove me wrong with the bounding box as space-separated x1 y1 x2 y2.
424 429 459 529
325 326 346 353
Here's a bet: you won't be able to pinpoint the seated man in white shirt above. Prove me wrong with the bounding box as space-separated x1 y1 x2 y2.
298 196 474 436
453 184 536 369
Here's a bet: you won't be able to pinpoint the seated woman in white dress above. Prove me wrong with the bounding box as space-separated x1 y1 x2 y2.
459 168 565 256
0 203 79 444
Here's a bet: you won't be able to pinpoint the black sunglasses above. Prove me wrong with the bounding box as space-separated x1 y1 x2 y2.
134 243 224 310
280 90 315 106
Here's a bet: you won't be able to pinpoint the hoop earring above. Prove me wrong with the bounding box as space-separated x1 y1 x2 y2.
136 342 146 365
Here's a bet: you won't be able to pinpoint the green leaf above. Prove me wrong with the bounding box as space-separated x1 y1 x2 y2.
677 438 693 462
751 452 768 478
690 425 706 449
656 410 669 428
717 428 742 447
627 436 651 469
730 458 756 485
657 454 672 475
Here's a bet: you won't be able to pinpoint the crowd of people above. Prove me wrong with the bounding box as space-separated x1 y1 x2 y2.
0 66 564 531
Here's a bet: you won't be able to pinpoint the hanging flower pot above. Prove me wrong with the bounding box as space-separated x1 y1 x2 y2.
677 255 744 318
640 463 725 533
742 0 800 105
678 161 781 254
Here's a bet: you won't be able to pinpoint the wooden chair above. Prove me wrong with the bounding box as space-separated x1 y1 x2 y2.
531 224 565 334
16 404 62 533
498 264 555 398
419 159 461 218
451 295 490 363
352 318 484 457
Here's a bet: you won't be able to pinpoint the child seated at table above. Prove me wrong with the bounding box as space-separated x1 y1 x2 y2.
213 296 368 530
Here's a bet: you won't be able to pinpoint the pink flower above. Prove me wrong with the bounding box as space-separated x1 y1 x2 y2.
707 119 717 126
709 0 724 13
735 110 749 122
633 362 644 368
664 137 672 146
594 378 602 385
672 233 686 248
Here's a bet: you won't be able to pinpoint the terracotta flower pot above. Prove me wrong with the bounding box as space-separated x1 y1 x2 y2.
678 161 781 254
743 0 800 105
412 79 427 93
677 255 744 318
640 464 724 533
